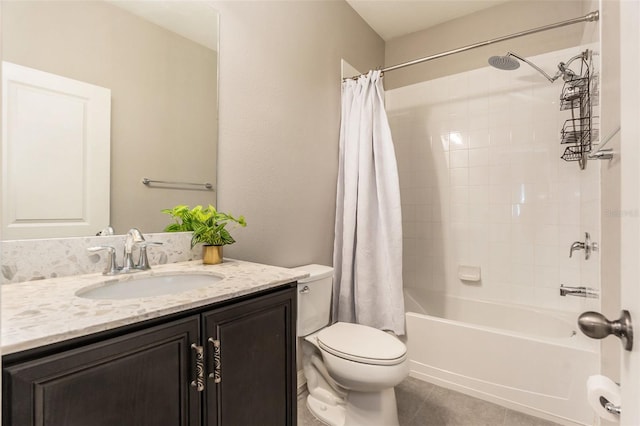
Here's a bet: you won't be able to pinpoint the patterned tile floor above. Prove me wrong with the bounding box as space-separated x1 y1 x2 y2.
298 377 562 426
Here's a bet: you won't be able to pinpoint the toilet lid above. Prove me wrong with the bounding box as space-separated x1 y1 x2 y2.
317 322 407 366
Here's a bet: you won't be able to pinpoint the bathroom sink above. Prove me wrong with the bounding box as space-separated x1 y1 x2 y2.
76 273 223 300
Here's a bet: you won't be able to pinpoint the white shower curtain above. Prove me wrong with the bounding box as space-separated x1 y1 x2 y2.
332 70 405 335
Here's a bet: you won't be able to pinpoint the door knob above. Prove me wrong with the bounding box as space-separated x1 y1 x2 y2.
578 310 633 351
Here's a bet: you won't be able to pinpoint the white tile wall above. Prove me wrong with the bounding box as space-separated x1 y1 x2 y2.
387 45 601 314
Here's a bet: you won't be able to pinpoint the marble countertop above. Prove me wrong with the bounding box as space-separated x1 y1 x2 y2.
2 259 308 355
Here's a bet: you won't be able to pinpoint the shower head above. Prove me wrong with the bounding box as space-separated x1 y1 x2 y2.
489 51 588 83
488 52 556 82
488 51 571 83
488 54 520 71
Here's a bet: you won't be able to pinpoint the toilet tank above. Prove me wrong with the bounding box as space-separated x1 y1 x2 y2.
293 264 334 337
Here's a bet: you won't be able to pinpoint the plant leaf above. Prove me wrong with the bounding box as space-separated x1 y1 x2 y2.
162 204 247 245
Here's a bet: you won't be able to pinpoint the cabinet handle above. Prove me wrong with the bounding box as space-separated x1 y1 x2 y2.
208 338 221 383
190 343 205 392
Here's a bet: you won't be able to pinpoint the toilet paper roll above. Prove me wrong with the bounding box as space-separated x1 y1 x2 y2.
587 375 621 422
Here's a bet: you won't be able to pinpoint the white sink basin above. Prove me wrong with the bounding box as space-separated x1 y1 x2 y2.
76 273 223 300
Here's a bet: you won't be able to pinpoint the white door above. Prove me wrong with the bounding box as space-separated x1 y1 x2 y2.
2 62 111 239
619 1 640 424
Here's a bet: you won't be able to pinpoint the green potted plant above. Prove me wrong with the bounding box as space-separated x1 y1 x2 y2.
162 204 247 264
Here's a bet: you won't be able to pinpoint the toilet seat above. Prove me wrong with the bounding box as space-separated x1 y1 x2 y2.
317 322 407 366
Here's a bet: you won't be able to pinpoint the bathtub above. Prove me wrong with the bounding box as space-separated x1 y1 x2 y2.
403 287 599 426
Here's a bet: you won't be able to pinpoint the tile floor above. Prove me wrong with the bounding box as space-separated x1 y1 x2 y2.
297 377 562 426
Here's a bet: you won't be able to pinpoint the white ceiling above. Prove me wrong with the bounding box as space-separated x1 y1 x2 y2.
346 0 515 41
107 1 219 51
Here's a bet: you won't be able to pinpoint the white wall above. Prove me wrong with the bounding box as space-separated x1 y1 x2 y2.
213 1 384 267
386 45 600 314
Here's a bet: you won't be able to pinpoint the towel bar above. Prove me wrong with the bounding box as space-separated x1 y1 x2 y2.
141 177 213 190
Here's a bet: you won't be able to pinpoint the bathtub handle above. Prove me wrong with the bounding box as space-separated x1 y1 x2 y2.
569 232 598 260
578 310 633 351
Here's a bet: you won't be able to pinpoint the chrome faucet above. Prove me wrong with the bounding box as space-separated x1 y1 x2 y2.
96 225 115 236
87 245 119 275
569 232 598 260
569 241 586 257
122 228 146 272
560 284 599 298
87 228 162 275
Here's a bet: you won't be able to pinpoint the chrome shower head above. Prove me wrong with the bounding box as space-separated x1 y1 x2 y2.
488 54 520 71
490 51 587 84
489 51 558 83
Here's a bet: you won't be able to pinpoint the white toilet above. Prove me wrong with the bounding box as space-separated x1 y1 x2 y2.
294 264 408 426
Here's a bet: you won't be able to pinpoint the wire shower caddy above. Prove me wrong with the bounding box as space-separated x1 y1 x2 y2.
559 49 599 170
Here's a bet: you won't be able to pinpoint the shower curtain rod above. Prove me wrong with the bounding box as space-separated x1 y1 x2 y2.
344 10 599 80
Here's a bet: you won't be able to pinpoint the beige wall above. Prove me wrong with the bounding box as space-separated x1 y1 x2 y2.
213 1 384 267
2 1 218 235
384 0 587 89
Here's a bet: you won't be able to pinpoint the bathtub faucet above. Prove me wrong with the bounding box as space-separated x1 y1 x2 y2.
560 284 599 299
568 232 598 260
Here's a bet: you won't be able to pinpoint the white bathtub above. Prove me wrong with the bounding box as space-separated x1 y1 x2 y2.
404 288 599 426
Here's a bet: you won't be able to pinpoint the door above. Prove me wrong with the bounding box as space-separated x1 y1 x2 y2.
619 1 640 424
3 316 201 426
2 62 111 239
202 288 296 426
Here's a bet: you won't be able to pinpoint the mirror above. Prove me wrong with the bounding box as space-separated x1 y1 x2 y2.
1 0 219 239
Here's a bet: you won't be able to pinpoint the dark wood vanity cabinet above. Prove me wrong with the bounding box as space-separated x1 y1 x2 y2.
203 289 296 426
3 285 297 426
4 317 202 426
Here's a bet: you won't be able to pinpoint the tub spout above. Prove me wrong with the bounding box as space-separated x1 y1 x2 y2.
560 284 599 298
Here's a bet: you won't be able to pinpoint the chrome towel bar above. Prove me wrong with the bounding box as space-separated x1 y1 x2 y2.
141 177 214 190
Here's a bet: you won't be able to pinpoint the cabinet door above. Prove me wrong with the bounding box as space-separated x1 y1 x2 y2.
4 316 201 426
203 288 296 426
